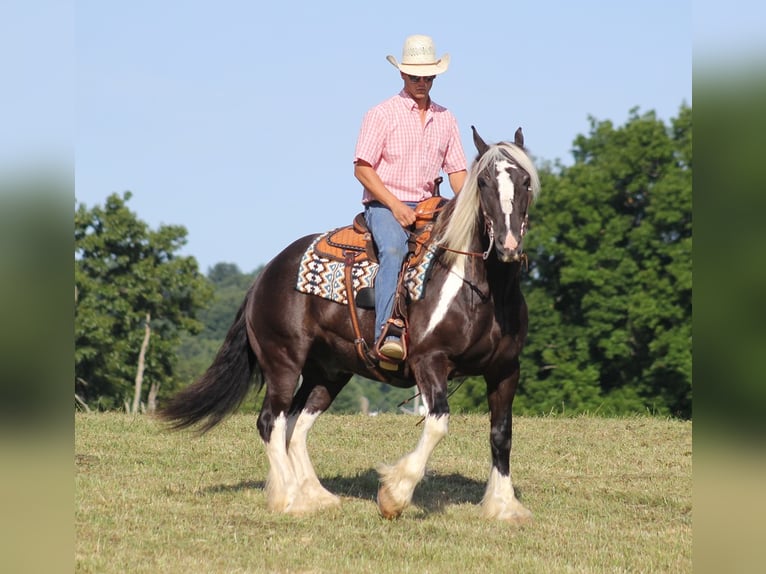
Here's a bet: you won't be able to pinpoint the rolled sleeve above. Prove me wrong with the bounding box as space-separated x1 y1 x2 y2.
354 107 388 167
443 118 467 174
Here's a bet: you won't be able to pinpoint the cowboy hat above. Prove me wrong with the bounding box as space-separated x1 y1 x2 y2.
386 35 450 76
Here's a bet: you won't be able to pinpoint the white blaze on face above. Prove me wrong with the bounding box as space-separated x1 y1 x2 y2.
496 160 516 232
497 160 524 251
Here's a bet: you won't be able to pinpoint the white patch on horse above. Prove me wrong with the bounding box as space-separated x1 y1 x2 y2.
423 256 465 337
264 413 298 512
496 160 516 230
481 465 532 522
377 414 449 514
286 409 340 512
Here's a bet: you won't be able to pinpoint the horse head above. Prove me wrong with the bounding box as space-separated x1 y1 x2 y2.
471 126 540 263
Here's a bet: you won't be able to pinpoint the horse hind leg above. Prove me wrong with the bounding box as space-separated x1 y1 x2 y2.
255 357 309 514
283 374 349 514
284 410 340 514
258 393 300 514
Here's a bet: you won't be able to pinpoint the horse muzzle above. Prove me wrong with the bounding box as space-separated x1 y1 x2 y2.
497 231 524 263
497 250 525 263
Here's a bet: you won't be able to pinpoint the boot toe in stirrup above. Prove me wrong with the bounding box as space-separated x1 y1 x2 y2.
379 338 404 362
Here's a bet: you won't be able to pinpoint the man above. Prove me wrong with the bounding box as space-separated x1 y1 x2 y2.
354 35 468 365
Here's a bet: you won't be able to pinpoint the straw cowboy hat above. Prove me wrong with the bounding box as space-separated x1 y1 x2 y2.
386 35 450 76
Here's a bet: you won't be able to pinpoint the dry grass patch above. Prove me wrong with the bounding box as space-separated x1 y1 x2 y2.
76 413 691 573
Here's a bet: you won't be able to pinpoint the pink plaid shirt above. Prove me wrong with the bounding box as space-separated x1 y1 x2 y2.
354 90 467 204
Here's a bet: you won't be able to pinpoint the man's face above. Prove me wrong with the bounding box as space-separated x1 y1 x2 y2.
401 72 435 103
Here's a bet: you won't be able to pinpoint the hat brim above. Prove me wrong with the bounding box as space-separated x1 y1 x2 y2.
386 53 450 76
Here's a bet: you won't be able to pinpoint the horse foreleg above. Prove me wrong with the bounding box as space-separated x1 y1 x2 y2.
482 363 532 523
483 464 531 523
377 412 449 519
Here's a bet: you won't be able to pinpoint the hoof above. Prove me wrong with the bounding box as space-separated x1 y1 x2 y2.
505 509 533 525
483 503 533 524
377 484 403 519
284 492 341 516
284 498 340 516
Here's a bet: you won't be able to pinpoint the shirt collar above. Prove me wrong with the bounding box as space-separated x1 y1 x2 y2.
398 89 433 111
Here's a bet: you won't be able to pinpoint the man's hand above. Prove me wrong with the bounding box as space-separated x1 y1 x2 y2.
391 200 416 228
354 161 417 228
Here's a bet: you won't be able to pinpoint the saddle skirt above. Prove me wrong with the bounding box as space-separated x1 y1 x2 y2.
313 213 376 263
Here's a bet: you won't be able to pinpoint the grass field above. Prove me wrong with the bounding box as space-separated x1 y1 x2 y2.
75 413 691 573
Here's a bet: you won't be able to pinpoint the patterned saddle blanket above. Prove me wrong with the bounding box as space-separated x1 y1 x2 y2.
295 233 437 306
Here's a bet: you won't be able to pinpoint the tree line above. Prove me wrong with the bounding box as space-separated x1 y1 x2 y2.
75 105 691 418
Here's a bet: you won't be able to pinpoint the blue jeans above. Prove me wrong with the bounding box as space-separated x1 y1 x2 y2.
364 201 417 339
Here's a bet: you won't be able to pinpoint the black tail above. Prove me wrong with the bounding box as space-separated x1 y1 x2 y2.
158 291 260 433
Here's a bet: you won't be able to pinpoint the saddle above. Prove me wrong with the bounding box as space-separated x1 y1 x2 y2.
314 194 446 268
313 213 378 264
318 181 448 378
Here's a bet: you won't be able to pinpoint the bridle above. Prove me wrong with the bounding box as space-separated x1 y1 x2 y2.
432 213 494 259
434 209 529 268
411 153 532 265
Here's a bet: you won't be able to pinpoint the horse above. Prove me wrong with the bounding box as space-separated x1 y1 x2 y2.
159 126 541 523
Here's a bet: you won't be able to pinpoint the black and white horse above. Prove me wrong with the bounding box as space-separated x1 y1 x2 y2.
160 126 541 522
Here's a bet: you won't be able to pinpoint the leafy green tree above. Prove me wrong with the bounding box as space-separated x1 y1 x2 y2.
440 377 485 413
518 106 692 417
328 376 417 414
156 105 693 420
75 192 213 412
174 262 261 390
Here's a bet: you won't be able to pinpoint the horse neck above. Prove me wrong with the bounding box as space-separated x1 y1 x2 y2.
484 256 522 296
450 235 522 301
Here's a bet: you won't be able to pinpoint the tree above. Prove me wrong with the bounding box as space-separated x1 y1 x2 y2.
518 106 692 417
75 192 213 412
327 376 417 414
173 262 261 391
116 106 692 419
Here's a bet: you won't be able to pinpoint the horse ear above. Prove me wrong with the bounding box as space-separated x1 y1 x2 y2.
471 125 489 155
514 127 524 148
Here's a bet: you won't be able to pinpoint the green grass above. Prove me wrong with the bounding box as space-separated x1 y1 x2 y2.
76 413 691 573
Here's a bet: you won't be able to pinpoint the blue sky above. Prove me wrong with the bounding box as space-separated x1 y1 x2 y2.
6 1 726 273
70 0 699 273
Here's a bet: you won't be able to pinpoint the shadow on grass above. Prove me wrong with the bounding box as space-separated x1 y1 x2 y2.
203 480 265 494
202 469 491 516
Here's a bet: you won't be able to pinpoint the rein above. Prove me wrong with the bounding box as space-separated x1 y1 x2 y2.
424 215 529 269
424 214 496 260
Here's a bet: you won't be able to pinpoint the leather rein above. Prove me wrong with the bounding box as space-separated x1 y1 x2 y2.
420 213 529 268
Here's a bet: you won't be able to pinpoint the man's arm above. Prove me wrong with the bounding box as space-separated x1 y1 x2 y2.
354 160 416 227
448 169 467 196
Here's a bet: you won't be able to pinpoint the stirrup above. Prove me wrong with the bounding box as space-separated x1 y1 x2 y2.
375 319 407 370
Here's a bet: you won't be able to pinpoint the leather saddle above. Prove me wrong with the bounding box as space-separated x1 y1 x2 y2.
316 181 448 378
313 213 378 264
314 194 448 269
